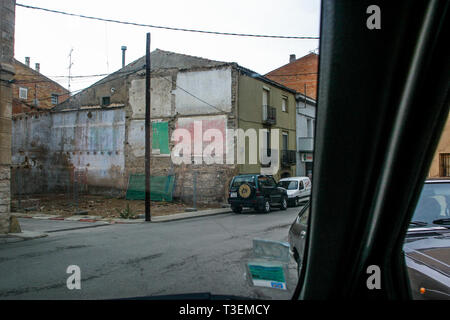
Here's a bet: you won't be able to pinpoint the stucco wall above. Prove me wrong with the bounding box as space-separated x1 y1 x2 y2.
237 73 296 179
129 77 173 118
174 68 232 115
11 108 126 195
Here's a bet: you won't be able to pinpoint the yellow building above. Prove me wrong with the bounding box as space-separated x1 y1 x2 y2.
428 114 450 177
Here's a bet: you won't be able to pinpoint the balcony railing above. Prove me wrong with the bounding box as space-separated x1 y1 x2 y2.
262 105 276 125
297 137 314 152
281 150 296 167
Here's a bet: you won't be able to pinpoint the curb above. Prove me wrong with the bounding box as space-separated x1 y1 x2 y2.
12 208 232 224
151 208 232 223
0 231 48 243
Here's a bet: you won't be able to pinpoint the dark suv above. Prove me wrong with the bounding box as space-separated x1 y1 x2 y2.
227 174 288 214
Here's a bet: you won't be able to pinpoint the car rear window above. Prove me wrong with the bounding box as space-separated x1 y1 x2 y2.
231 176 255 188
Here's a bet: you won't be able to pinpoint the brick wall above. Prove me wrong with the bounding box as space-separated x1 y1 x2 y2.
0 0 15 233
12 59 70 114
265 53 319 99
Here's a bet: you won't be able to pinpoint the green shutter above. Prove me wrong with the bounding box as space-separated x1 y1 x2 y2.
152 122 169 154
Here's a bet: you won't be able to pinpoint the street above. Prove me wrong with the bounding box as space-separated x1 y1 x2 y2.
0 206 302 300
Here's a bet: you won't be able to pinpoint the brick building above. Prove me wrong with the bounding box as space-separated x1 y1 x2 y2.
265 52 318 100
12 58 69 115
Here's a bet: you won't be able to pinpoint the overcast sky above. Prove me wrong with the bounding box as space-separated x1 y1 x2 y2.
14 0 321 93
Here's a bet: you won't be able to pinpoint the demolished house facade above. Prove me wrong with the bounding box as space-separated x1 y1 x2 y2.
12 49 297 204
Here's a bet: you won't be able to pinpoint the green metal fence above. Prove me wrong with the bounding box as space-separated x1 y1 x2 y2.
125 174 175 201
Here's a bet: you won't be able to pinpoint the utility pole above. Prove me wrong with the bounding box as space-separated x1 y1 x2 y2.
145 33 151 222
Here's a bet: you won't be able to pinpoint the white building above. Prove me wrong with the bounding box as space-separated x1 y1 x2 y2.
295 93 316 178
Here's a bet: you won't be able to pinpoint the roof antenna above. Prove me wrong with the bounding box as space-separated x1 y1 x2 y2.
68 48 74 93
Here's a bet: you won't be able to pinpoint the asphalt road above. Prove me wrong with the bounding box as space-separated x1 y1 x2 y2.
0 206 302 300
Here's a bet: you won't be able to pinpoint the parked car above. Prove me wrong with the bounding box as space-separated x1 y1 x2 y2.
227 174 288 214
287 202 310 274
404 178 450 299
278 176 311 207
289 179 450 299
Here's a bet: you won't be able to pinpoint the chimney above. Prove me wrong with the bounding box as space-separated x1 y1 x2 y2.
35 63 40 73
25 57 30 67
121 46 127 68
289 54 296 63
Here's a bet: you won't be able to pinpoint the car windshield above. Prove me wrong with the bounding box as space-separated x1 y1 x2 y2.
411 182 450 225
279 181 299 190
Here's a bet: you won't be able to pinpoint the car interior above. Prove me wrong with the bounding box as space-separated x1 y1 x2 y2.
293 0 449 300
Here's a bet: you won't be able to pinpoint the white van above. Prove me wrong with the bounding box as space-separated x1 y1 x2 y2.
278 176 311 207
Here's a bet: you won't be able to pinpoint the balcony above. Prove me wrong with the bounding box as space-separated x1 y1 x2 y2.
297 137 314 152
262 105 276 125
281 150 296 167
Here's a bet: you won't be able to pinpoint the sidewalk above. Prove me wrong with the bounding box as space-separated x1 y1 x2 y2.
12 207 233 225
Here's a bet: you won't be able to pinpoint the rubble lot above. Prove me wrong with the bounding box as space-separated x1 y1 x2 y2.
11 194 223 218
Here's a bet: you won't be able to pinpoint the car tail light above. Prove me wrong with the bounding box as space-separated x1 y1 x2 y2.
256 191 262 196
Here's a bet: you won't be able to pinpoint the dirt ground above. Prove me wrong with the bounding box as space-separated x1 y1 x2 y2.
12 194 222 218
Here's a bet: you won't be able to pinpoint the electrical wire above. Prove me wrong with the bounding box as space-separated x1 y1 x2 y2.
16 3 320 40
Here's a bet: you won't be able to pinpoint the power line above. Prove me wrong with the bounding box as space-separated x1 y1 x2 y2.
16 3 320 40
13 67 144 87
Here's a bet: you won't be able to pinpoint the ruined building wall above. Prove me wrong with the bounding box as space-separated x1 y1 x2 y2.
11 108 126 197
125 66 239 205
11 64 240 205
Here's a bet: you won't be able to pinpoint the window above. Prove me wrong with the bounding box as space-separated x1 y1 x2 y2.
102 96 110 106
262 89 270 120
258 175 276 188
19 87 28 100
299 180 304 190
307 118 313 137
51 94 58 105
279 180 298 190
282 132 288 150
231 176 255 188
440 153 450 177
298 206 309 226
282 96 288 112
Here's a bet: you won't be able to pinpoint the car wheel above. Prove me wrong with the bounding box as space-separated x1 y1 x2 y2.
231 206 242 214
260 200 271 214
280 196 288 210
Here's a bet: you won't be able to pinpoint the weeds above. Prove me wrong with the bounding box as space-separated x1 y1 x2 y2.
116 203 136 219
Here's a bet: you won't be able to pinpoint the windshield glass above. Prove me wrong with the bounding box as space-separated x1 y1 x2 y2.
2 0 321 301
411 182 450 225
279 181 299 190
